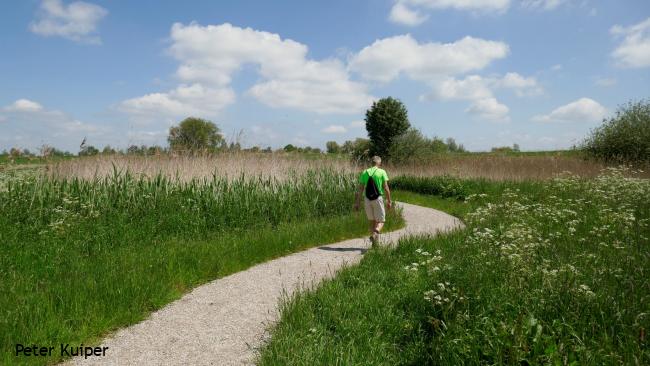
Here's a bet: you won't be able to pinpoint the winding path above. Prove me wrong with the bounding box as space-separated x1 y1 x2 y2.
66 202 463 366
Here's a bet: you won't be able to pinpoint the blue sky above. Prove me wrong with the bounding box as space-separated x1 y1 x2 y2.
1 0 649 153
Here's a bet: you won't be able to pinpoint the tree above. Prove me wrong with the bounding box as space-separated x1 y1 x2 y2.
127 145 142 155
581 99 650 164
168 117 223 152
326 141 340 154
79 145 99 156
283 144 297 152
365 97 410 160
102 145 116 155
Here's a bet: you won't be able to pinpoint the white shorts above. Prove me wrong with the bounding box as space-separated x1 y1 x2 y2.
364 196 385 222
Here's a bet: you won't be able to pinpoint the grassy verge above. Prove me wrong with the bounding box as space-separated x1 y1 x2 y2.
1 170 403 365
259 168 649 365
393 190 470 219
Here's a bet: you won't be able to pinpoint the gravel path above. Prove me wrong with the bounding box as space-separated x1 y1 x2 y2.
65 202 463 366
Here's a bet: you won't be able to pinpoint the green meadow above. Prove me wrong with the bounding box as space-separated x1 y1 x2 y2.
259 168 649 365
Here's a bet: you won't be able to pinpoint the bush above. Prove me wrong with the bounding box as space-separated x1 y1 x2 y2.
581 99 650 164
388 129 467 164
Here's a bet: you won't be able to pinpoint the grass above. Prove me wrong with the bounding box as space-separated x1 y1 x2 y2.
259 168 650 365
0 169 403 365
393 190 471 219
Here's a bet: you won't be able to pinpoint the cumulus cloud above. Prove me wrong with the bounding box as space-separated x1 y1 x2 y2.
29 0 108 44
423 73 541 121
389 0 511 25
532 98 608 123
389 2 429 26
121 23 374 120
349 35 509 83
4 99 44 112
465 98 510 122
321 125 348 134
610 17 650 68
120 84 235 123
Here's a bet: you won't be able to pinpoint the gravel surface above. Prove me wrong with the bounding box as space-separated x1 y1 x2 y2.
65 202 463 366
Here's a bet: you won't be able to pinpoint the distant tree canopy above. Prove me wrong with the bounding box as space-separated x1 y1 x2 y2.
581 99 650 164
168 117 223 151
491 144 520 153
365 97 410 160
388 128 466 163
79 145 99 156
326 141 340 154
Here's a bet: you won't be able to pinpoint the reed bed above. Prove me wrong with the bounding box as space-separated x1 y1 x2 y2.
44 153 649 183
45 153 356 182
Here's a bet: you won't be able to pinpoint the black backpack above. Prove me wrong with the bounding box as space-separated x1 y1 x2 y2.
364 169 380 201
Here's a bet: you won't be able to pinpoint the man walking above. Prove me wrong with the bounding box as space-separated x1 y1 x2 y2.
354 156 392 246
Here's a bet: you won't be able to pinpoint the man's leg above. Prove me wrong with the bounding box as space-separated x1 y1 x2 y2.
374 221 384 233
368 220 376 235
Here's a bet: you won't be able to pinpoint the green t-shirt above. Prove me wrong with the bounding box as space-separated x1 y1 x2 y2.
359 167 389 196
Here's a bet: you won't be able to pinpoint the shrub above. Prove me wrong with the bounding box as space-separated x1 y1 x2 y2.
581 99 650 164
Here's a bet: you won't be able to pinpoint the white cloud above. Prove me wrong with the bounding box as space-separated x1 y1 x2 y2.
594 77 617 87
120 84 235 123
4 99 44 112
122 23 373 119
610 17 650 68
29 0 108 44
248 77 371 114
321 125 348 134
466 98 510 122
551 64 563 71
389 2 429 26
494 72 543 96
533 98 607 123
0 98 107 151
426 73 541 100
522 0 568 10
389 0 511 24
423 73 540 120
349 35 509 83
426 75 493 101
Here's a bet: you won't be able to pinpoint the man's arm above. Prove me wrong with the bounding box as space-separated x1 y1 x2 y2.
354 184 364 211
384 181 392 210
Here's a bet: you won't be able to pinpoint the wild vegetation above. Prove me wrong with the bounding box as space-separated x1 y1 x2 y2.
259 167 649 365
581 99 650 164
0 168 403 365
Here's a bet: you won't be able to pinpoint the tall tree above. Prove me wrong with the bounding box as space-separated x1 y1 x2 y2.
168 117 223 151
326 141 340 154
365 97 410 160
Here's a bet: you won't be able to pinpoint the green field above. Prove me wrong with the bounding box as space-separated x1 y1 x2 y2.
259 168 650 365
0 169 403 365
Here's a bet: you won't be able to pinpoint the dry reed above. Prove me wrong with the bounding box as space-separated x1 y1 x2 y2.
45 152 649 182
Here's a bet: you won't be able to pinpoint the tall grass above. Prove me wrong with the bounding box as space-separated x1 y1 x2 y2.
0 168 405 365
259 168 649 365
44 152 650 183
